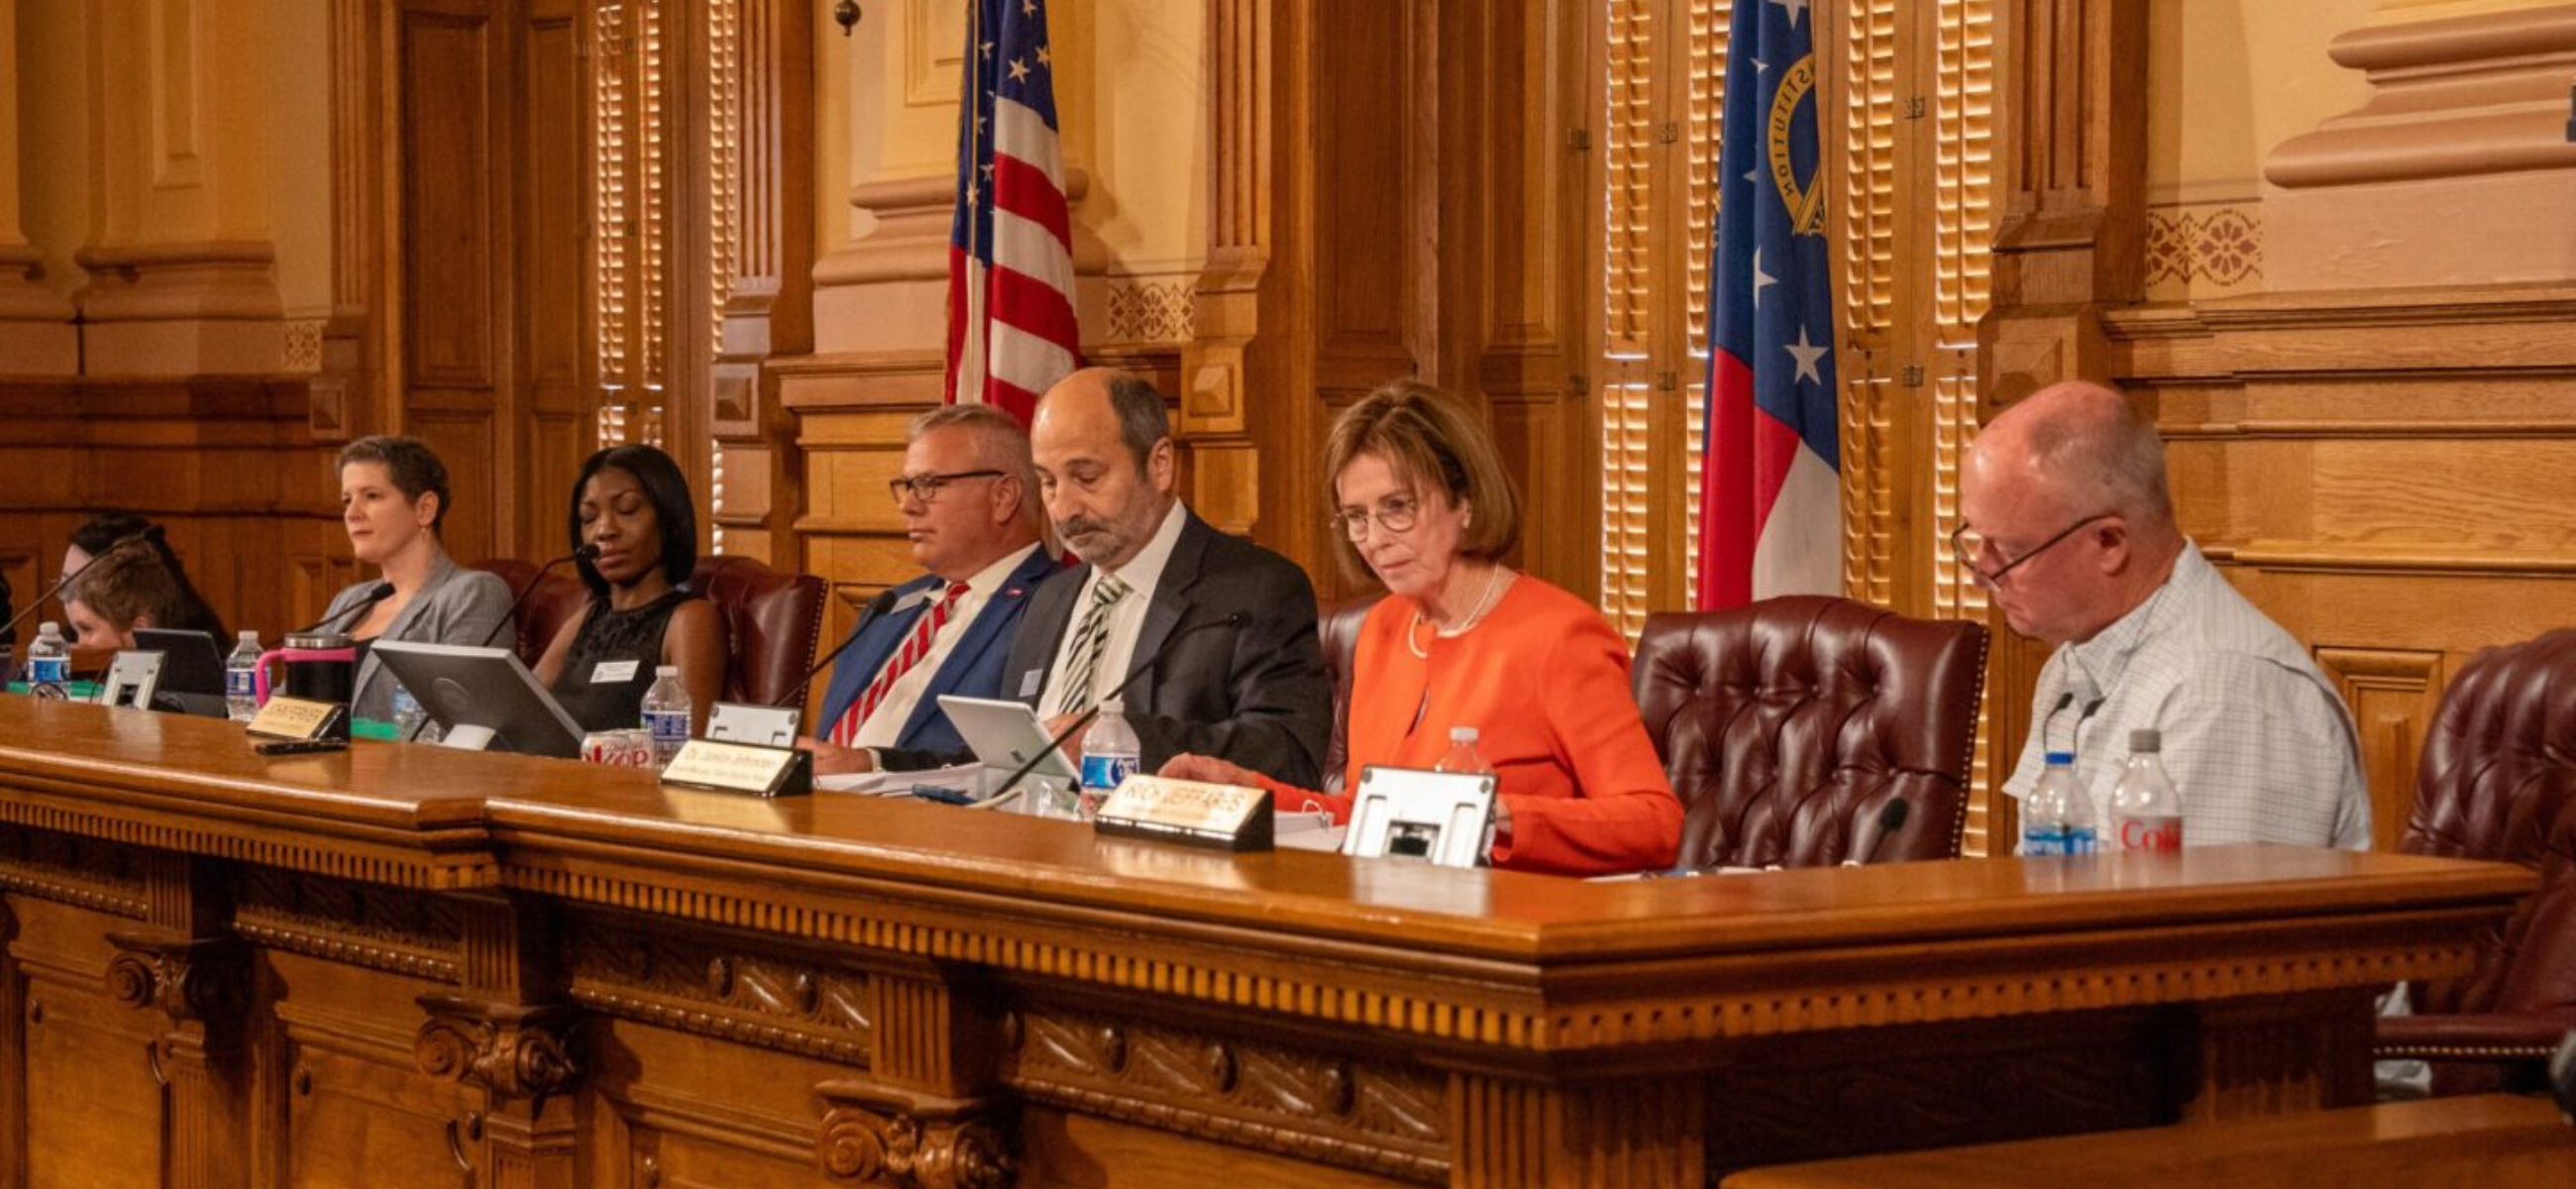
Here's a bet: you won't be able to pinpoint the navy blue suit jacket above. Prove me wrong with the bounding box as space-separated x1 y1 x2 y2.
813 546 1060 755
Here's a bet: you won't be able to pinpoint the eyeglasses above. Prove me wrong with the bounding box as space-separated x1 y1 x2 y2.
1332 494 1421 541
888 470 1006 505
1949 512 2113 589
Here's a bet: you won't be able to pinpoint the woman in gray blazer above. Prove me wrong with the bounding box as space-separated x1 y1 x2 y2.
319 436 515 724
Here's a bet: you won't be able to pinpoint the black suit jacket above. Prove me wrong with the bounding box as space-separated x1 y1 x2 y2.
1000 508 1331 788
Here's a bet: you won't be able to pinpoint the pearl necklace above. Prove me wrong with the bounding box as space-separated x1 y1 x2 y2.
1406 566 1511 659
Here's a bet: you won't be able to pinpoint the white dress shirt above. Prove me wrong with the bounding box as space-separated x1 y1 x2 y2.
852 543 1042 748
1037 500 1186 714
2003 540 2371 850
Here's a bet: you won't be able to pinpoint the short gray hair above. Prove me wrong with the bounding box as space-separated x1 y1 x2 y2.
909 402 1033 475
2020 390 2175 532
1105 375 1171 473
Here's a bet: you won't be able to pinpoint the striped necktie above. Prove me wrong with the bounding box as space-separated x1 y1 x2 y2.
828 581 970 747
1052 573 1130 716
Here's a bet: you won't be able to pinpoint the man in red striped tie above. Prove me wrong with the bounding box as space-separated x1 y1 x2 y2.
800 404 1059 775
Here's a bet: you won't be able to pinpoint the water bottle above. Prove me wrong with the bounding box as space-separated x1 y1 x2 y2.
224 631 263 721
390 682 429 740
640 665 692 768
2110 728 2184 852
1434 726 1493 775
1077 698 1141 819
2022 751 2098 856
24 623 69 700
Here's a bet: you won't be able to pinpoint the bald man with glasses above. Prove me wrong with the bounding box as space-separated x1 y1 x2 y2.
1960 381 2369 850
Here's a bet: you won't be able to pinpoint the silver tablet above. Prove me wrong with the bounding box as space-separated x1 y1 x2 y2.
935 695 1079 785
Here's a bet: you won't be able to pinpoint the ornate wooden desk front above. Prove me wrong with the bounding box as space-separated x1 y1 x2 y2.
0 699 2532 1188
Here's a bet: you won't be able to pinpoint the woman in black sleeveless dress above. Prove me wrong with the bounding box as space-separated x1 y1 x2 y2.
534 445 727 735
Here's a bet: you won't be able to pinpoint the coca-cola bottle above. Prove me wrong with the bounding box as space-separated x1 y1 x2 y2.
2110 728 2184 852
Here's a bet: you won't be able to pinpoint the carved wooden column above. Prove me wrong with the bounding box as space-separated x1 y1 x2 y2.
1977 0 2151 829
813 958 1015 1188
1446 1071 1704 1189
412 896 580 1189
104 854 251 1189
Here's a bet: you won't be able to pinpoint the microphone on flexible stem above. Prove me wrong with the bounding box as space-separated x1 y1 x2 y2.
777 586 905 711
289 582 396 636
1848 797 1912 867
475 544 599 650
0 525 164 644
984 610 1250 808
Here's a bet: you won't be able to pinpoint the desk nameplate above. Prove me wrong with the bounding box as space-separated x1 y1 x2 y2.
1096 775 1273 852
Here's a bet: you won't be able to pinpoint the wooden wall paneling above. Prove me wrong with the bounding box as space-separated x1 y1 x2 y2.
517 0 587 563
396 0 512 567
2313 648 2442 853
711 0 816 569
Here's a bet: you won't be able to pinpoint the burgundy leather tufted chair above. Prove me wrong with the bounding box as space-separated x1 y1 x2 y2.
2379 628 2576 1095
471 558 589 669
689 556 828 707
1631 595 1988 869
1317 594 1382 795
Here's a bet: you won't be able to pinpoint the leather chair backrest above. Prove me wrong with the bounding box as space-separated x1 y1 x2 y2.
2403 628 2576 1021
1316 594 1382 795
689 555 828 707
1632 595 1987 868
470 559 589 669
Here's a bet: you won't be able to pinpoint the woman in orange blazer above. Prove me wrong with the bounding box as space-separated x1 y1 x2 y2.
1160 381 1681 876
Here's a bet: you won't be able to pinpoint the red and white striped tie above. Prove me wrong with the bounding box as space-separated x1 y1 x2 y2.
828 581 971 747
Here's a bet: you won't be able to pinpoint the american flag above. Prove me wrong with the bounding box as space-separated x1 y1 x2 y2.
946 0 1081 422
1698 0 1842 610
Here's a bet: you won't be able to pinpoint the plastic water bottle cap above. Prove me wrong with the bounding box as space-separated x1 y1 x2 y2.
656 665 678 678
2128 728 2162 753
38 622 55 636
1450 726 1478 744
2043 751 2075 766
239 630 259 644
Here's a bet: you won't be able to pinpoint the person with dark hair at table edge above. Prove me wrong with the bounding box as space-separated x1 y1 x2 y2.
533 444 726 737
62 511 229 644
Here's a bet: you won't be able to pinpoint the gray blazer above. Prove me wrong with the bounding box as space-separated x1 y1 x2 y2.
322 553 516 724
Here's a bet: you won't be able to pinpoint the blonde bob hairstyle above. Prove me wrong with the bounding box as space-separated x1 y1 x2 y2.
1322 380 1522 580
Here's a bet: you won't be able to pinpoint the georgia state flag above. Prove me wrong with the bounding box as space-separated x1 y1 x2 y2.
1697 0 1841 610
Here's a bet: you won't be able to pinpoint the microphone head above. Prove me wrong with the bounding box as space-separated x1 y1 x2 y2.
367 582 397 600
1877 798 1909 833
573 542 602 563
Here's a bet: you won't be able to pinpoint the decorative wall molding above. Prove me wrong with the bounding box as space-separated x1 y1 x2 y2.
1001 1004 1447 1184
2143 202 2262 299
105 931 252 1026
566 917 874 1063
0 825 150 919
1103 275 1196 345
814 1079 1016 1189
233 867 463 982
413 994 582 1104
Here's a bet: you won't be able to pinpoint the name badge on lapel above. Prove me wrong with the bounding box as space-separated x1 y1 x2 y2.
1020 670 1043 699
591 659 640 685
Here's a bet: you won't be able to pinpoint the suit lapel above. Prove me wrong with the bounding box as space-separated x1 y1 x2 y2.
1010 561 1086 707
897 549 1054 743
1127 512 1210 718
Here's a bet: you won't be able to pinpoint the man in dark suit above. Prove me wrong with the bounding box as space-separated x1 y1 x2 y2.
1007 369 1331 787
800 403 1059 774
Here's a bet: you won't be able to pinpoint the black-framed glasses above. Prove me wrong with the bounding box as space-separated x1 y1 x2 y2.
1949 512 2113 589
888 470 1006 505
1331 494 1422 541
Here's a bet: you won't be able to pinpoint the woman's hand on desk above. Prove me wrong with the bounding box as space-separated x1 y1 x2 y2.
1158 753 1260 789
794 738 876 776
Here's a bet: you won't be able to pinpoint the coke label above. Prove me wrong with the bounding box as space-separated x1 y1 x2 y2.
2117 815 2183 852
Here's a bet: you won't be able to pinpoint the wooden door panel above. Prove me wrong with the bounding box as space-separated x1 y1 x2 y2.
23 972 162 1189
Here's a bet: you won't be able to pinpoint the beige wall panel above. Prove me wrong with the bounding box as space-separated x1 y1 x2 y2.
2306 440 2576 549
2145 0 2376 203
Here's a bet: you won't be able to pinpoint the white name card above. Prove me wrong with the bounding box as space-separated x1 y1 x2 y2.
1095 775 1274 852
659 739 812 799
